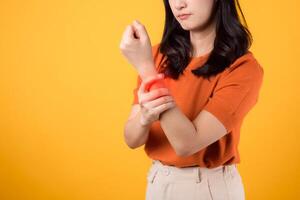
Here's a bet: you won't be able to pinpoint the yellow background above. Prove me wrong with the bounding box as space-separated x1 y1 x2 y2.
0 0 299 199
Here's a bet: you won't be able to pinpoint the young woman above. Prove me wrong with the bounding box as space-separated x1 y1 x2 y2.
121 0 264 199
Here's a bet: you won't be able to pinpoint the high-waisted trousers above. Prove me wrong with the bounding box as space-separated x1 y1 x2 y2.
145 160 245 200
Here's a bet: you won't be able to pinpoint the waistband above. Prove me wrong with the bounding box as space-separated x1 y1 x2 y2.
147 160 237 184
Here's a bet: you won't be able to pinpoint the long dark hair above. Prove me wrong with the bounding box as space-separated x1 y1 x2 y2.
157 0 252 80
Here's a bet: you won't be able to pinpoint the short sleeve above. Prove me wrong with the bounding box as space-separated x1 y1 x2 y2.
202 57 264 133
132 75 142 105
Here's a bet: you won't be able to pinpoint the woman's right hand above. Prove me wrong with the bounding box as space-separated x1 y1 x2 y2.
137 74 176 126
119 20 155 74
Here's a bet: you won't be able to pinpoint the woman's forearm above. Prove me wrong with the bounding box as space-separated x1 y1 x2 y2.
137 64 196 155
159 106 197 156
124 107 151 149
124 63 167 149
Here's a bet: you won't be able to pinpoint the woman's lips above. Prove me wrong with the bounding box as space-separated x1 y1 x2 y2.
178 14 192 20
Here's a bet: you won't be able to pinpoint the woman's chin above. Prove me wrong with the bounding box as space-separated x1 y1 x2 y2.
179 21 200 31
180 24 195 31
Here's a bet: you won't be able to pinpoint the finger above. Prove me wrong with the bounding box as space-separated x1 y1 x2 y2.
139 74 164 94
132 20 148 41
123 25 134 40
139 85 169 104
131 22 140 39
152 101 176 116
143 95 173 109
139 88 170 105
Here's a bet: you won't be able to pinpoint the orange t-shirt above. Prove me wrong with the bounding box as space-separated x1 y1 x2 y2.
132 43 264 168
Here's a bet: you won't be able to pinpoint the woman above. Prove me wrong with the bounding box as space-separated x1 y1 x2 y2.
121 0 264 199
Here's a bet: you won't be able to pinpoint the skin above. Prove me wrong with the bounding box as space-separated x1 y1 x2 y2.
123 74 176 149
121 0 227 156
170 0 217 57
119 20 158 79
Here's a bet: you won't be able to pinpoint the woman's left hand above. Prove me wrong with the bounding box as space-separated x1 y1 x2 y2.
119 20 155 72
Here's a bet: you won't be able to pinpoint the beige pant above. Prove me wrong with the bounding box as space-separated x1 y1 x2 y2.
145 160 245 200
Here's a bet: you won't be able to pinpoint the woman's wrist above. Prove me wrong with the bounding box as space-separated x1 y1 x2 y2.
148 78 167 91
139 115 152 127
139 118 150 127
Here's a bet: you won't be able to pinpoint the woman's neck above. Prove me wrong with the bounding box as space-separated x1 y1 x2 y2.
189 19 217 57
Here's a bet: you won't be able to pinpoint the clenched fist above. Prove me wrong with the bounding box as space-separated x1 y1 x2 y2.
119 20 157 78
